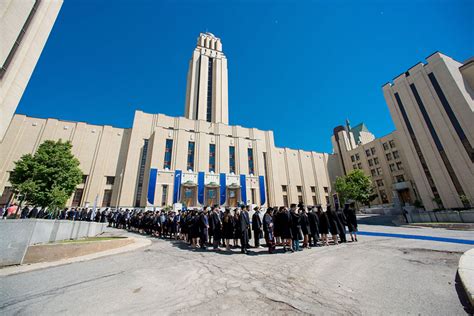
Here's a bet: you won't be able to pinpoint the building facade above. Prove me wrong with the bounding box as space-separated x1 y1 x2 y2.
383 52 474 210
0 0 63 140
0 33 340 209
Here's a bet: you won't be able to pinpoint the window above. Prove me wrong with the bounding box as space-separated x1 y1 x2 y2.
72 189 83 207
393 150 400 159
312 196 317 205
389 164 396 172
106 176 115 185
376 179 384 187
187 142 195 171
310 186 316 193
206 58 214 122
102 189 112 207
386 153 392 161
351 155 355 162
365 149 371 157
297 186 302 193
248 148 254 175
209 144 216 172
383 142 389 151
371 147 376 155
396 175 405 183
282 185 287 192
283 195 289 207
81 175 88 184
251 188 256 204
353 164 357 169
229 146 236 174
355 153 360 161
136 139 150 206
379 190 389 203
374 157 379 165
0 187 14 206
368 159 373 167
396 162 403 170
371 169 376 176
163 139 173 169
161 185 168 206
357 162 362 169
376 167 382 175
323 187 329 193
389 140 395 148
325 196 330 205
298 195 303 203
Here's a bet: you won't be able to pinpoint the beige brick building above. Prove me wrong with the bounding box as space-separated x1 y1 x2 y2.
0 33 339 209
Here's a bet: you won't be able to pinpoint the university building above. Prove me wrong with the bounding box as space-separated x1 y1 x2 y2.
0 2 472 211
0 33 339 209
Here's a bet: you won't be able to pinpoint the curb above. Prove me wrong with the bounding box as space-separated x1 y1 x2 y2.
458 248 474 307
0 236 152 277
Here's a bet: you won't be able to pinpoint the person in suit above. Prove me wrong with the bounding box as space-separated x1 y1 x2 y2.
251 206 263 248
263 207 275 253
307 206 320 247
239 206 251 254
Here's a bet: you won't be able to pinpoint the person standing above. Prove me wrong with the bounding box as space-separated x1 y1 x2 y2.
222 209 234 251
343 201 358 242
263 208 275 253
239 206 251 254
326 205 340 245
300 206 311 249
252 207 263 248
290 204 302 251
335 204 347 243
199 209 209 249
279 206 293 252
210 206 222 250
317 206 330 246
233 209 241 248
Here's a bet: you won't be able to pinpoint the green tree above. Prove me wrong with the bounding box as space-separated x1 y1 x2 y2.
334 169 377 207
9 140 83 211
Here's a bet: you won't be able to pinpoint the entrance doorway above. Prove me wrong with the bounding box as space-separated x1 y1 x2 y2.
181 186 197 208
205 187 219 206
398 189 412 205
227 187 240 207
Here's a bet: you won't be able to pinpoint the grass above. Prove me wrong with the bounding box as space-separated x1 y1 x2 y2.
54 236 127 244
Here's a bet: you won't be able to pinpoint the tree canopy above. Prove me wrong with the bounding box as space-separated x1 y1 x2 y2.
9 140 83 210
334 169 377 207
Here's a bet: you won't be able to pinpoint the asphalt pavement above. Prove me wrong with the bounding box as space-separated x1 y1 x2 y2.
1 220 473 315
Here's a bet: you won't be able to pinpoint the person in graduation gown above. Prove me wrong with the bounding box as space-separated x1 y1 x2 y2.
290 204 302 251
20 206 30 219
326 205 340 245
335 204 347 243
199 209 209 249
210 206 222 250
263 208 275 253
233 209 241 248
317 206 330 246
239 206 251 254
222 209 234 250
278 206 293 252
343 201 358 242
307 206 320 247
251 207 263 248
299 206 311 248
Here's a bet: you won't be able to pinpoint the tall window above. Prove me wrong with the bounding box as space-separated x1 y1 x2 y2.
163 139 173 169
209 144 216 172
72 189 84 207
102 190 112 207
187 142 195 171
161 185 168 206
283 195 289 207
135 139 149 206
206 58 214 122
251 188 256 204
106 176 115 185
248 148 254 175
229 146 236 174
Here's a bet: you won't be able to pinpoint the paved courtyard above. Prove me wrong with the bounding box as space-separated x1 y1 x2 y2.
1 221 473 315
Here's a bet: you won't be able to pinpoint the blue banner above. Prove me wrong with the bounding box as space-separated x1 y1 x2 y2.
240 174 247 205
147 168 157 205
220 173 226 205
173 170 182 204
259 175 266 206
198 172 205 204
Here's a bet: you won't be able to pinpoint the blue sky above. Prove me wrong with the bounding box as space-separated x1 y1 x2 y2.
17 0 473 153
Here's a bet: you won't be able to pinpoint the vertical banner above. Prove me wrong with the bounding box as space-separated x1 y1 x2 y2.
219 173 226 206
147 168 157 205
259 175 266 206
198 171 205 204
240 174 247 205
173 170 182 204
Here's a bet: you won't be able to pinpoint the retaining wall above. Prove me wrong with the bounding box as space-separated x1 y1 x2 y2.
0 219 107 267
407 209 474 223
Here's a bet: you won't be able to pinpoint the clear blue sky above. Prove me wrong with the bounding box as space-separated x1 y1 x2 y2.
17 0 473 153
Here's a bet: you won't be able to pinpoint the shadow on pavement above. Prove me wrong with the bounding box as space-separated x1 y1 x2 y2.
455 271 474 314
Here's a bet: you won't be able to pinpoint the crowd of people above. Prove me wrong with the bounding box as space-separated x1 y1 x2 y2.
1 201 358 254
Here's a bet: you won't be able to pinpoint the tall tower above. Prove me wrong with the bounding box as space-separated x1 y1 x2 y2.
184 32 229 124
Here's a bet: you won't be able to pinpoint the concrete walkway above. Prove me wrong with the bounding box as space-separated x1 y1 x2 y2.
459 248 474 306
0 231 151 277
